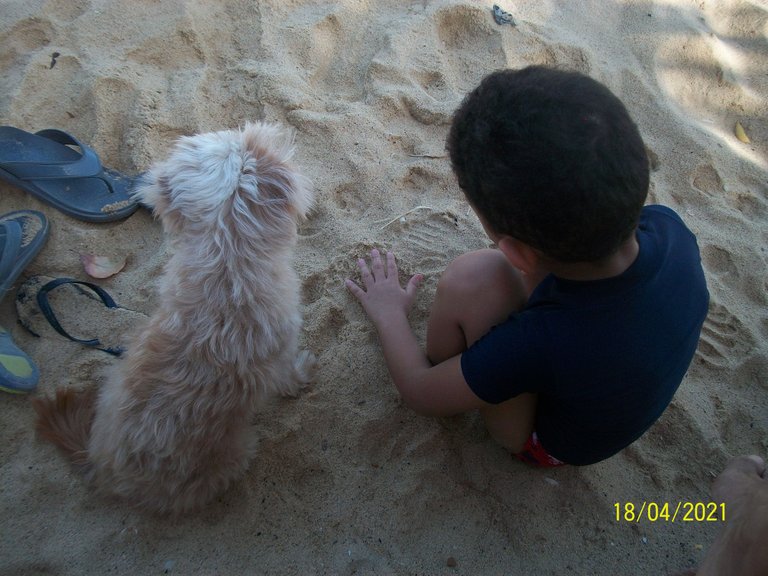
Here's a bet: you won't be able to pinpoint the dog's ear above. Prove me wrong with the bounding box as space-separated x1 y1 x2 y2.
249 163 313 222
285 171 314 221
240 123 314 220
153 175 186 233
134 170 185 233
132 171 163 213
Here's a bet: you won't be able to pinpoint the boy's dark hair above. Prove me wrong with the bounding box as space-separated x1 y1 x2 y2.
447 66 649 263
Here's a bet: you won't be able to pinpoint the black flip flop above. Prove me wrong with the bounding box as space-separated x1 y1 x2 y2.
18 277 124 356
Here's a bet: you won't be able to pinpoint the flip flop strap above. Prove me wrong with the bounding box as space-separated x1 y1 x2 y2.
36 278 123 356
1 129 103 181
0 221 23 283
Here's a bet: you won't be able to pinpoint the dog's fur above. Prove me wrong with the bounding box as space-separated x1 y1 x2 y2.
32 122 314 515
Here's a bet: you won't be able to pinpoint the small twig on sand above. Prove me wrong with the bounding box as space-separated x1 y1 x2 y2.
407 153 447 159
378 205 435 230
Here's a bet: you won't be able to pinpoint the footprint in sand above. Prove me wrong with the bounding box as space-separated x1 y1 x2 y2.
331 182 368 213
696 301 755 369
731 176 768 222
730 353 768 393
0 18 92 124
0 17 54 80
301 242 386 350
357 407 446 471
716 402 763 451
624 401 725 489
364 4 505 126
126 26 206 69
385 209 464 273
701 244 738 278
692 164 725 196
363 3 599 129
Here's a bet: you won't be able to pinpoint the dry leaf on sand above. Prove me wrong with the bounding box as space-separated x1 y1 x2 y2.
80 254 127 279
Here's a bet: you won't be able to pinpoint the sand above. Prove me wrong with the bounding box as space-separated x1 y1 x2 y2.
1 1 766 574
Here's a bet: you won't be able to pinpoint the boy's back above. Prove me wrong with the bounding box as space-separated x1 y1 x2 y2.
461 205 709 464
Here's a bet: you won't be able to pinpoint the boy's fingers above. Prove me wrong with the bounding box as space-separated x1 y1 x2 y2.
405 274 423 299
386 251 398 277
345 278 365 299
370 249 385 279
358 258 374 289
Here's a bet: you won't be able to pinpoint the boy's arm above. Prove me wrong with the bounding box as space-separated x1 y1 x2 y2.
346 249 488 416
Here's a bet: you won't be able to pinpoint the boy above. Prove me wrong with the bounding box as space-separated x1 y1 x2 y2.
345 66 709 466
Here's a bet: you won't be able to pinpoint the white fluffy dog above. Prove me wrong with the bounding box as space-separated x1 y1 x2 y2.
33 122 314 515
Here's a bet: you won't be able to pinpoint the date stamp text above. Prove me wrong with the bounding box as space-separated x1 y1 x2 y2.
614 502 725 523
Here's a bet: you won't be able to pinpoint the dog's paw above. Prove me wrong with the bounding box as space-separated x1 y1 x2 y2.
280 350 316 397
294 349 316 384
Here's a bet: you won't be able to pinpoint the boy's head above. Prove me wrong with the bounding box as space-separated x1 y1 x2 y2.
447 66 649 263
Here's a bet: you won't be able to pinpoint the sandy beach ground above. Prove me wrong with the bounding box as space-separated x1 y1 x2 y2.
1 1 766 574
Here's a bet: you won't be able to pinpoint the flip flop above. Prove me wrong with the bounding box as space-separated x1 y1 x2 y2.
0 126 140 222
15 276 148 356
0 325 39 393
0 210 49 300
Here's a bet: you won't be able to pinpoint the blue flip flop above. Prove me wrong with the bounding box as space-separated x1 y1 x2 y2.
0 126 140 223
0 325 39 394
0 210 50 300
0 210 48 393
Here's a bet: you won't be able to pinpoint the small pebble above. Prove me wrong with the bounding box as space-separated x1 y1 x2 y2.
447 556 457 568
492 5 516 26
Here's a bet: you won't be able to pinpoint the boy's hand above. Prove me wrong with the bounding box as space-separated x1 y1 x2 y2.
345 249 423 327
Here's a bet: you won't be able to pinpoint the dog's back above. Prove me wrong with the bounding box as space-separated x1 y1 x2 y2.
32 122 314 515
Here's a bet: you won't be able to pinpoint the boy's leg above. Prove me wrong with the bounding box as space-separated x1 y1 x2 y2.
426 248 536 453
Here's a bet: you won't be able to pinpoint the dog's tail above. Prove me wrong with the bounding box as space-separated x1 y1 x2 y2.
31 387 96 471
